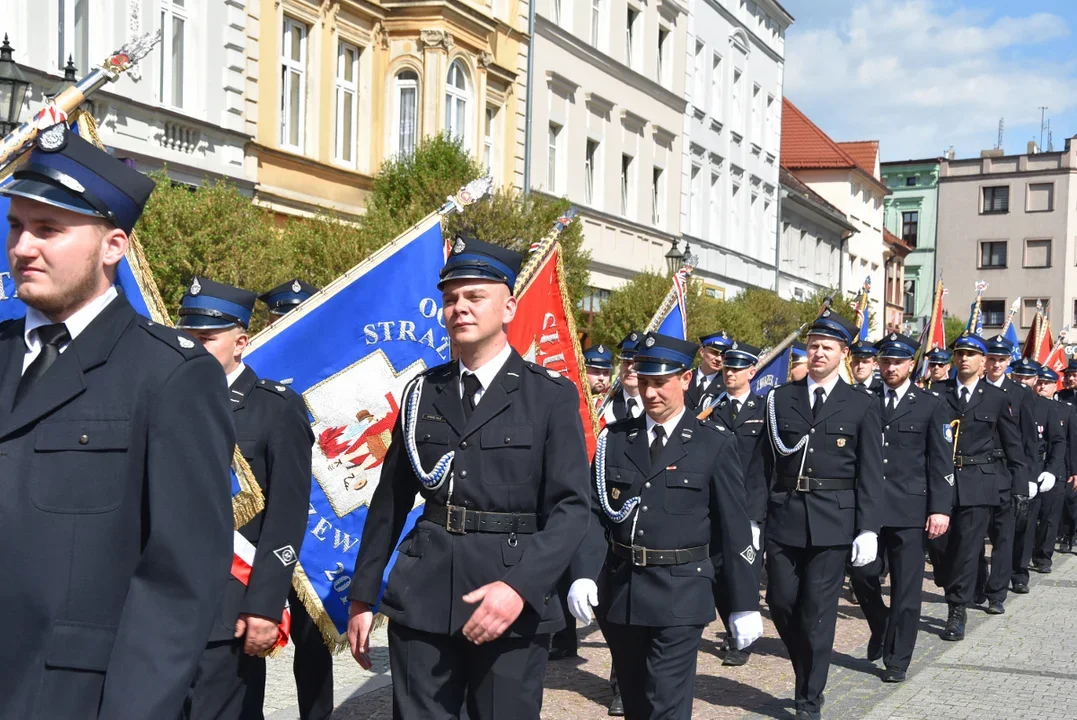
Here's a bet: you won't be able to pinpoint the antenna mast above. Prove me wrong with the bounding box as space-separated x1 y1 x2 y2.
1039 106 1048 150
996 118 1004 150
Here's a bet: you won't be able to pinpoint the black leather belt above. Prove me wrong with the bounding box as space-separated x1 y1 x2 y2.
954 451 1004 467
778 476 856 492
610 540 709 567
423 503 538 535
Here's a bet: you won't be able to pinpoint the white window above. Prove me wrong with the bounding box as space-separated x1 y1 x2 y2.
693 42 706 112
333 41 360 165
689 164 702 236
547 123 561 192
58 0 90 76
445 61 471 147
280 18 308 151
711 54 722 116
657 27 670 84
765 94 774 148
555 0 572 29
732 68 743 131
752 83 762 139
484 106 498 176
553 0 562 25
591 0 603 47
652 167 664 228
626 7 639 70
709 173 720 239
730 183 741 239
159 0 187 109
585 139 599 206
393 70 419 156
621 154 634 218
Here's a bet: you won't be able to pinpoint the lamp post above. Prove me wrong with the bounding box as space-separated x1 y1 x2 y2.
665 238 684 274
47 56 78 103
682 241 699 269
0 35 30 137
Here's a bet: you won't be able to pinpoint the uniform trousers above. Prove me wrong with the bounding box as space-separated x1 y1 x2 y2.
1033 487 1065 569
926 533 949 589
1060 482 1077 541
764 540 849 714
551 571 578 653
947 505 997 606
603 622 705 720
387 621 549 720
1010 496 1042 586
183 640 265 720
849 527 926 672
712 521 764 649
976 501 1015 602
288 589 334 720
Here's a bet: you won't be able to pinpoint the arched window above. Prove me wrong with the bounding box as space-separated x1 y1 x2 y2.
445 61 470 147
393 70 419 156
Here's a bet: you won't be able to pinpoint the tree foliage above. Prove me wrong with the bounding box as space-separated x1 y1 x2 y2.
943 313 967 345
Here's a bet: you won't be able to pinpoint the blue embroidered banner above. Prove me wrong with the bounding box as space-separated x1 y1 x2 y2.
752 347 790 395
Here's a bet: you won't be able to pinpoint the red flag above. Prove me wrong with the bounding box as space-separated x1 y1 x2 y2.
509 247 599 456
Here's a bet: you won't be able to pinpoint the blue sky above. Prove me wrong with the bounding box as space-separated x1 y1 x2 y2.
779 0 1077 161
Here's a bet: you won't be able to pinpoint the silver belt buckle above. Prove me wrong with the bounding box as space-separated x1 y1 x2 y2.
631 545 648 567
445 504 467 534
796 475 811 492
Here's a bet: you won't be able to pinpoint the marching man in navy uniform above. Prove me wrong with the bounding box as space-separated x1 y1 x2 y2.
179 278 315 720
608 331 645 422
257 278 333 720
1058 360 1077 553
583 343 614 402
259 278 318 327
566 332 763 720
924 348 952 387
938 333 1026 641
1032 366 1076 570
848 332 953 683
763 310 884 720
687 331 731 411
708 340 767 667
0 123 235 718
346 235 591 719
789 342 809 382
849 341 883 393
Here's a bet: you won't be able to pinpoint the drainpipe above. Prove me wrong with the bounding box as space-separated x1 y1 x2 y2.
774 58 786 294
522 0 537 196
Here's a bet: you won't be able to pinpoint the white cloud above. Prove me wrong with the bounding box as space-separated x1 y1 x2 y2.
784 0 1077 159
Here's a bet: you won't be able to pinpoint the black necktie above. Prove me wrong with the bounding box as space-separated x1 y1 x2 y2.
15 323 71 408
649 425 666 466
886 389 897 413
812 387 826 419
462 372 481 421
627 398 638 418
731 399 741 420
960 387 969 405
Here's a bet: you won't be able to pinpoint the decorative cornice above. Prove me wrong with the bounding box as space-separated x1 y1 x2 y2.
585 91 614 114
373 22 390 51
653 125 676 147
546 70 579 97
419 29 454 51
620 109 646 132
477 51 494 68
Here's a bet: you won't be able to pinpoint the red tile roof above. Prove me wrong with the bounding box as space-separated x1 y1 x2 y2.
781 99 889 194
884 228 913 256
838 141 879 178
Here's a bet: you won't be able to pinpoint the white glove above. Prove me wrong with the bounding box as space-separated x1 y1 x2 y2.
1028 481 1039 499
1038 472 1056 493
749 521 761 551
567 578 599 626
850 530 878 568
729 611 764 650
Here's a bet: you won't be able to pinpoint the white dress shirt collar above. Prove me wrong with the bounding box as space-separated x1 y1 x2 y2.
645 408 686 444
697 369 718 387
24 285 118 351
884 379 912 405
459 342 512 399
986 375 1005 388
958 376 980 396
806 373 842 405
226 362 248 388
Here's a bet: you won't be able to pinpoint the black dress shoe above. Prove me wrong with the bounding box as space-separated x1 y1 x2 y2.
1060 537 1073 554
723 647 749 666
867 634 884 662
882 667 907 683
548 647 578 661
795 711 821 720
1031 563 1052 574
608 694 624 716
941 604 966 641
1012 583 1030 594
986 600 1005 615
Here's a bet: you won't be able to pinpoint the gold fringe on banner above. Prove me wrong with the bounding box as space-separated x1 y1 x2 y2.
71 110 265 528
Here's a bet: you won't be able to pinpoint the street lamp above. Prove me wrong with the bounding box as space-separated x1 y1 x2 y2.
47 56 78 102
683 241 699 269
0 35 30 137
665 238 684 274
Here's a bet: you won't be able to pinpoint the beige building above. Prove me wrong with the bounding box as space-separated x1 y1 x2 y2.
247 0 530 218
936 137 1077 338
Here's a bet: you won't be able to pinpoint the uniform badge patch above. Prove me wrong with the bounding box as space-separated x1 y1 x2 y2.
291 279 302 293
740 545 757 564
644 336 656 348
177 336 194 349
37 123 67 151
944 473 955 487
836 437 847 448
943 424 954 443
546 368 560 378
276 385 286 392
273 545 298 566
611 488 621 499
190 277 202 296
452 237 467 255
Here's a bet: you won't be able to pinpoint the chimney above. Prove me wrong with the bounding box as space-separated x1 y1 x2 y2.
980 149 1004 158
1027 140 1039 154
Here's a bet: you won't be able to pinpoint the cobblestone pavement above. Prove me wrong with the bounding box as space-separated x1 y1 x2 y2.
263 548 1077 719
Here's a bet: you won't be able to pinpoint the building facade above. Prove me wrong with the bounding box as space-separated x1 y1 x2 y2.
777 167 853 301
679 0 792 299
529 0 689 323
7 0 252 188
881 158 941 333
780 99 889 337
936 138 1077 339
250 0 529 218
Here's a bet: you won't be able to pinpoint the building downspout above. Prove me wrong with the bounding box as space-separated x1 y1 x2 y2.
774 59 786 293
522 0 537 196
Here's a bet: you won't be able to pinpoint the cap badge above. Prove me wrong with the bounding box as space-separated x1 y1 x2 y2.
452 237 467 255
291 279 302 293
889 333 897 341
190 277 202 296
822 309 831 317
597 345 606 354
732 341 739 350
37 123 67 152
629 331 639 341
644 336 656 348
721 331 729 339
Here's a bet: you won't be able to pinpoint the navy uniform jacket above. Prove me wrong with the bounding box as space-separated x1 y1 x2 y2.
209 366 314 642
763 378 884 547
611 388 642 422
711 392 768 523
0 296 234 720
349 350 591 636
1027 393 1066 481
1057 395 1077 478
854 377 885 395
876 384 955 528
686 368 724 411
940 379 1026 507
992 377 1039 494
572 413 758 627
